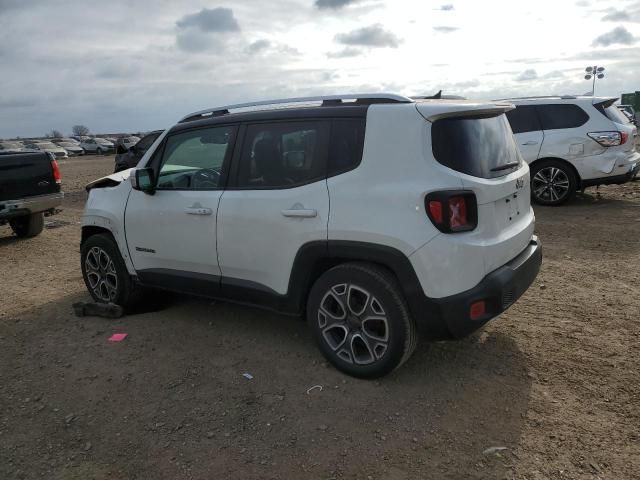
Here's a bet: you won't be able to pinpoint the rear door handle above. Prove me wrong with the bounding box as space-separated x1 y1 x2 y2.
281 208 317 218
184 206 213 215
522 140 539 146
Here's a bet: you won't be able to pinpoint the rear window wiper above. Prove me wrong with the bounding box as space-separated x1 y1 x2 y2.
490 162 520 172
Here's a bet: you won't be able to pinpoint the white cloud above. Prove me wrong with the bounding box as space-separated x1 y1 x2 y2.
592 26 636 47
433 26 458 33
335 24 401 48
515 69 538 81
2 0 640 138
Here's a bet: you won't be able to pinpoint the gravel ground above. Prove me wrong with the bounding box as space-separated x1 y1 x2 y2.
0 154 639 480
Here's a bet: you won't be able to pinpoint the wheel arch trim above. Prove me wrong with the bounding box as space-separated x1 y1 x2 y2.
287 240 424 318
81 216 136 275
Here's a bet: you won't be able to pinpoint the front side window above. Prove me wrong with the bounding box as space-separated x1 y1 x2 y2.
237 121 329 188
156 126 235 190
505 105 542 134
536 104 589 130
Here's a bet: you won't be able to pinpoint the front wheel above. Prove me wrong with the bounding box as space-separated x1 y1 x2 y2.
307 262 417 379
530 160 577 206
81 233 139 307
96 148 103 155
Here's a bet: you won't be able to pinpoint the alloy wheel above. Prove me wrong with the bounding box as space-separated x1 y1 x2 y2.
84 246 118 302
532 166 570 203
317 283 390 365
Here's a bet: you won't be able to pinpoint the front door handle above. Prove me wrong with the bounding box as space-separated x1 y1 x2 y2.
185 206 213 215
281 208 317 218
522 140 539 146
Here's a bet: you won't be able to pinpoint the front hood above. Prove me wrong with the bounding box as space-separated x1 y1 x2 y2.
86 168 132 192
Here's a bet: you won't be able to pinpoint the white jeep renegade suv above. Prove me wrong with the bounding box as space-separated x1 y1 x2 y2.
503 96 639 205
80 94 542 378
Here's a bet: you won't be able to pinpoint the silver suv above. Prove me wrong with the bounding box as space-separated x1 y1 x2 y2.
503 96 639 205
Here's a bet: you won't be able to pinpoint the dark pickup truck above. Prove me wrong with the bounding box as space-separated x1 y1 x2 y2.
0 151 64 238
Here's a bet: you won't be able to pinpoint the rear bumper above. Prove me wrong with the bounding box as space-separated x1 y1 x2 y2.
581 161 640 187
0 192 64 219
410 236 542 339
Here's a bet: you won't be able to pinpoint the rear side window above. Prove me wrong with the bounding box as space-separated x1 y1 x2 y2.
536 104 589 130
237 121 329 188
328 118 365 176
431 114 522 179
505 105 541 134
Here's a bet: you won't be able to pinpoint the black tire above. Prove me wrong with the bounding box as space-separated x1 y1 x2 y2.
96 148 102 155
307 262 417 379
9 213 44 238
530 159 577 206
80 233 139 308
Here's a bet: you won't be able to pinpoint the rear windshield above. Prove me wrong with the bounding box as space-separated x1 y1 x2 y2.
431 113 522 179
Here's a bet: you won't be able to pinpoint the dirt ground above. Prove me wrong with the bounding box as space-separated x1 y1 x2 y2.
1 154 639 480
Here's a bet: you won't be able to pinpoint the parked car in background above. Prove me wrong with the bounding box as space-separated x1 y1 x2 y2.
55 141 84 156
617 104 637 126
80 137 115 155
23 141 68 159
83 93 541 378
503 96 639 205
0 151 63 238
115 136 140 151
0 141 25 153
54 137 80 145
113 130 162 172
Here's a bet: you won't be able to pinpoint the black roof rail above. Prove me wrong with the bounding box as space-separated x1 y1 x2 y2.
178 93 413 123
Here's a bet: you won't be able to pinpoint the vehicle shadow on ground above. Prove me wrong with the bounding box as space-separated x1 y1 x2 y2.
2 291 531 480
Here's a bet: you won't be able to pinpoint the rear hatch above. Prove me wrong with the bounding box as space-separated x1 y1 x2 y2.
0 152 59 202
595 98 638 154
417 102 535 274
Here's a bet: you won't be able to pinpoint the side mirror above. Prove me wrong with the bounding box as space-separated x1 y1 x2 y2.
130 167 155 194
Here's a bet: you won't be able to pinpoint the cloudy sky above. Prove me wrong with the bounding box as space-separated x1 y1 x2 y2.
1 0 640 138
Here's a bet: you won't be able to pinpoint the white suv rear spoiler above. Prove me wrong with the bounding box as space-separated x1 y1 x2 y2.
415 101 515 122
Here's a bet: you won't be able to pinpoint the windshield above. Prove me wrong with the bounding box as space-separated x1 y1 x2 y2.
0 142 22 149
431 113 523 179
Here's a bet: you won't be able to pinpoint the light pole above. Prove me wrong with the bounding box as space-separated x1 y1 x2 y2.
584 66 605 96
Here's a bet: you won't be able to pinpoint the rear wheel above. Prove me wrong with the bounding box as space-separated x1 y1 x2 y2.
9 213 44 238
307 262 417 379
81 233 139 307
530 159 576 206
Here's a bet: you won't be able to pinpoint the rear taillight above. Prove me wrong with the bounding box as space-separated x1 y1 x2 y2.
621 131 629 145
425 191 477 233
51 159 62 184
587 131 626 147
